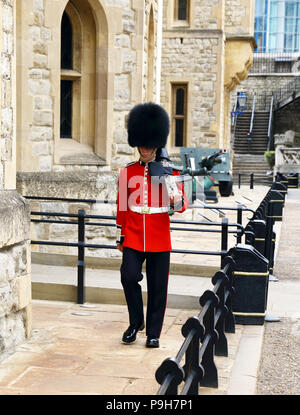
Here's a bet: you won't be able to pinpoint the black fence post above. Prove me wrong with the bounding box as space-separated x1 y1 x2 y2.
236 204 243 243
77 209 86 304
238 173 241 189
199 291 219 388
264 201 275 271
181 317 205 395
250 173 254 189
221 217 228 268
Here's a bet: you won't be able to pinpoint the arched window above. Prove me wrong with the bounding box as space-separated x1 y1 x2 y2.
61 12 73 70
59 1 98 163
60 12 73 138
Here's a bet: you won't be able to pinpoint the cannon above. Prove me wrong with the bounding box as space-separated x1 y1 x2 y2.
180 148 233 197
154 147 229 204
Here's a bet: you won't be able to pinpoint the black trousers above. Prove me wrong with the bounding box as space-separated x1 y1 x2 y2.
121 247 170 338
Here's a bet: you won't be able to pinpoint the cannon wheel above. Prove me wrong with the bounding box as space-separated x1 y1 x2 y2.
219 180 233 197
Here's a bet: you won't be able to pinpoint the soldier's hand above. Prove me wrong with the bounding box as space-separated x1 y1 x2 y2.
170 192 182 206
117 243 123 252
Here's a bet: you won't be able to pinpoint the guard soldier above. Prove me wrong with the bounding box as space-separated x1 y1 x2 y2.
116 103 189 348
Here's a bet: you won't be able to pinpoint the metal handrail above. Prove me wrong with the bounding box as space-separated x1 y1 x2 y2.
247 93 256 152
267 95 274 151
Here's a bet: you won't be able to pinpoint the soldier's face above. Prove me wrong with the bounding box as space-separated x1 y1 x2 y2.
138 147 156 161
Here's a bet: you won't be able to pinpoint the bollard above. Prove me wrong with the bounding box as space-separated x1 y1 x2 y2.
272 181 287 199
269 189 285 221
228 244 269 325
250 173 254 189
275 172 289 188
248 219 267 255
287 173 299 188
77 209 86 304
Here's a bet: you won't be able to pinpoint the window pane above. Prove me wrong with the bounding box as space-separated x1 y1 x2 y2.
60 80 73 138
255 16 264 31
269 33 278 51
270 2 278 17
284 33 294 51
61 12 73 69
255 31 266 52
286 1 297 17
175 119 184 147
269 17 278 32
285 17 296 33
178 0 187 20
176 88 185 115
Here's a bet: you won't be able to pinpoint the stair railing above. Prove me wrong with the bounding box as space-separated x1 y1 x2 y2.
247 93 256 153
231 95 239 152
267 95 274 151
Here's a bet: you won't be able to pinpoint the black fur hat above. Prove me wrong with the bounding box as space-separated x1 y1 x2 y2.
127 102 170 148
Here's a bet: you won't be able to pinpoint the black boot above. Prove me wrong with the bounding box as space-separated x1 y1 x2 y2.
122 322 145 344
146 336 159 348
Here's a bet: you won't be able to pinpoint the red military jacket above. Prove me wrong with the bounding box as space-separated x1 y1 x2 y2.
116 160 189 252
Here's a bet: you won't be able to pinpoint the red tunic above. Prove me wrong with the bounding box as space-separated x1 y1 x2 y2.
116 160 189 252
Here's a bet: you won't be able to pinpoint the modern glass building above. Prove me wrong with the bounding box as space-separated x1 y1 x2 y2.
255 0 300 53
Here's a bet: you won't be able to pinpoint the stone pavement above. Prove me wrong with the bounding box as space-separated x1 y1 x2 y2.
0 185 299 396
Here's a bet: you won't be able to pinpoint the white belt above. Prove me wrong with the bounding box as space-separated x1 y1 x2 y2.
130 205 169 214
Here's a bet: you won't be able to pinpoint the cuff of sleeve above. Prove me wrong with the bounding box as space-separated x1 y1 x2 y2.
171 197 184 211
117 235 124 245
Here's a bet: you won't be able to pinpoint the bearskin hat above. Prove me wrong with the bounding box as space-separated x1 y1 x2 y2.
127 102 170 148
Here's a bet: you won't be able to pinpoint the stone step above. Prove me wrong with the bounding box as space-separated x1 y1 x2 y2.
31 263 214 310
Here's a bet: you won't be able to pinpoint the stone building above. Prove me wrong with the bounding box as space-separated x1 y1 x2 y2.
12 0 255 262
161 0 256 156
0 0 255 355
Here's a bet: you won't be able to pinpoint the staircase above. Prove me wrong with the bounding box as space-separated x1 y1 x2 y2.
233 112 269 155
232 154 271 184
232 111 271 184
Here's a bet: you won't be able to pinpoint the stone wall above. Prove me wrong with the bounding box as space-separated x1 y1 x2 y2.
0 0 32 359
1 0 15 190
161 0 255 154
16 0 160 174
17 171 119 259
0 191 31 358
161 0 224 153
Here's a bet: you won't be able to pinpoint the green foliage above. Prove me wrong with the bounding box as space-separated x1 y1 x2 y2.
264 151 275 169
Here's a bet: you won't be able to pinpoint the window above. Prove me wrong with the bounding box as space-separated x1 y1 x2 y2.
60 12 74 139
61 12 73 70
60 10 79 140
60 80 72 138
172 84 187 147
59 2 96 154
254 0 300 52
174 0 189 23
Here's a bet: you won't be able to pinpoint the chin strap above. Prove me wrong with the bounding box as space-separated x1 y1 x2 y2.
138 148 157 163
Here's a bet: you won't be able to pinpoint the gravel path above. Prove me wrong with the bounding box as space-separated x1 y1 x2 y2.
256 189 300 395
256 317 300 395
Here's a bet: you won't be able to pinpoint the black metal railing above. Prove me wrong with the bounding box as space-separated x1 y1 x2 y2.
154 178 288 395
250 52 300 74
156 256 236 395
26 196 245 304
236 172 274 189
273 75 300 110
267 95 274 151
